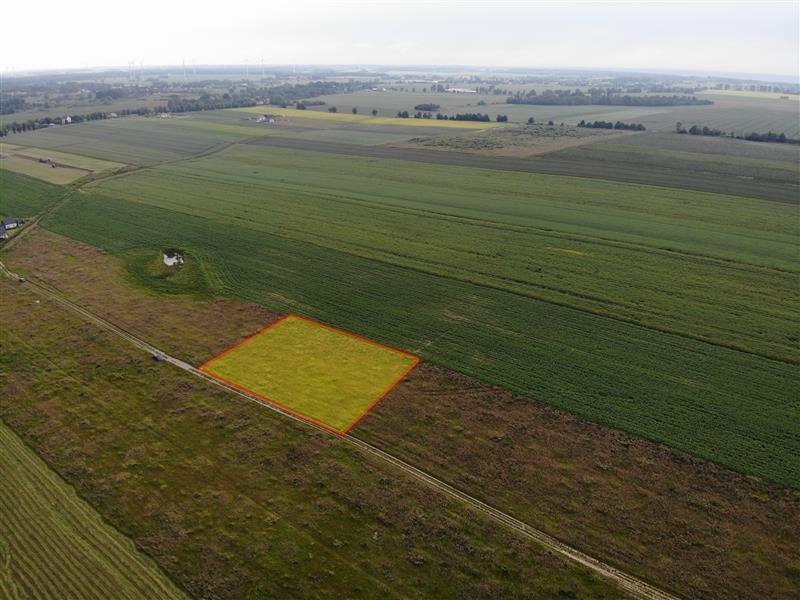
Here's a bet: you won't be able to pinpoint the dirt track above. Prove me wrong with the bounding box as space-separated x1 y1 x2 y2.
246 135 797 203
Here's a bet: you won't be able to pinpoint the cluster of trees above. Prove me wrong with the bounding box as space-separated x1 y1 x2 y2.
396 111 495 122
167 95 256 112
507 89 713 107
1 96 28 115
578 119 646 131
295 100 325 109
675 122 798 144
266 80 371 106
0 107 157 137
441 112 492 122
414 103 440 111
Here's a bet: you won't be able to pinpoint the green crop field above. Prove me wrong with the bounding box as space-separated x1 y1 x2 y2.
0 420 186 599
5 117 258 165
37 143 800 488
0 170 64 217
87 144 799 362
201 315 418 432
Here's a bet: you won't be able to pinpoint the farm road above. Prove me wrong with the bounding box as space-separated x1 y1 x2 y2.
0 258 680 600
247 135 797 203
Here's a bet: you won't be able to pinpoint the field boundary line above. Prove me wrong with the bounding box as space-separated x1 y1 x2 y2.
0 263 680 600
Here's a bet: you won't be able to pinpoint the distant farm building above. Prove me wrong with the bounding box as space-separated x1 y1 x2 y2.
2 218 19 230
0 229 7 241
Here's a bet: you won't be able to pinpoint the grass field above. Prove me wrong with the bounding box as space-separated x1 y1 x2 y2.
0 276 619 598
5 117 257 165
38 158 800 488
0 155 87 184
0 170 64 217
1 142 126 184
0 420 186 599
201 315 418 432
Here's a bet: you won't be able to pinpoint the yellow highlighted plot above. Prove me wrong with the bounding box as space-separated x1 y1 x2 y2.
199 315 419 433
233 106 504 129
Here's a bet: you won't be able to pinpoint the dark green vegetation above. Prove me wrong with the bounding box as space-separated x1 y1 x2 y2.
0 279 619 598
0 170 63 217
0 420 187 599
122 248 213 297
40 145 799 488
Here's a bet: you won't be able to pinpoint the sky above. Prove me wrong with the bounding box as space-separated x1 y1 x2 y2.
3 1 798 78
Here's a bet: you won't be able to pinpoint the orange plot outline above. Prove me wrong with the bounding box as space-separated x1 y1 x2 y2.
197 314 420 435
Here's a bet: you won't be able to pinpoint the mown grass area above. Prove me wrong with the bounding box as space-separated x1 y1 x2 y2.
2 143 126 172
202 315 417 432
4 117 258 165
0 170 64 218
43 186 799 488
0 278 619 598
0 420 187 600
121 247 214 297
89 145 798 363
0 155 87 184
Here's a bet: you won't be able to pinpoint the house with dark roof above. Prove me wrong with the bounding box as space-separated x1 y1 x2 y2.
2 218 19 230
0 228 8 241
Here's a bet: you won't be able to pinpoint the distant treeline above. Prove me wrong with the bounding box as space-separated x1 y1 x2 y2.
676 122 799 144
167 80 371 113
167 96 257 112
414 103 440 111
0 107 159 137
267 80 370 106
397 111 498 122
507 89 713 106
578 119 646 131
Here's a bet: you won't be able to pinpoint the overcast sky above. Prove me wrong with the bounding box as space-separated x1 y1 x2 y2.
3 1 798 78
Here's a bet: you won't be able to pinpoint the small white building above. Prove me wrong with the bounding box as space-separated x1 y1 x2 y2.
163 250 184 267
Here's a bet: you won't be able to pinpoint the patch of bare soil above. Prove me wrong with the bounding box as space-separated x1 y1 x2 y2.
391 124 631 157
4 228 278 365
355 363 800 600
